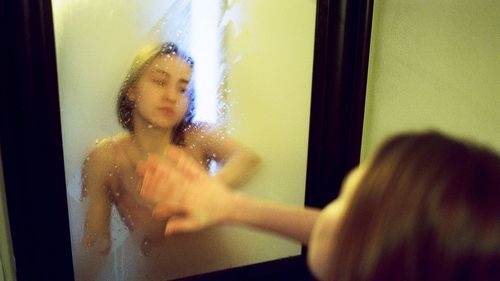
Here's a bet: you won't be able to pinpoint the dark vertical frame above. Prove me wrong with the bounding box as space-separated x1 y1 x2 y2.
0 0 74 280
0 0 373 280
306 0 374 208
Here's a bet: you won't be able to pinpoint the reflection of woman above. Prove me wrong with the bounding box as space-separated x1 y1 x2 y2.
80 42 260 278
140 131 500 281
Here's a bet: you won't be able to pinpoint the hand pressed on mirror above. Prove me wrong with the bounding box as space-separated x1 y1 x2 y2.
138 147 321 243
138 147 235 235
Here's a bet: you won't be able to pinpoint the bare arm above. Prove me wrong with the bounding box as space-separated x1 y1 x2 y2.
226 194 320 244
307 201 344 280
189 123 261 187
81 144 113 255
77 143 115 280
138 147 319 244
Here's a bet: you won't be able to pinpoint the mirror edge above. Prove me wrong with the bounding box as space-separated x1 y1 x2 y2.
305 0 374 207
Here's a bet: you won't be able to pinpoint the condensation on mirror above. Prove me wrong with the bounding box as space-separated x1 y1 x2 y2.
52 0 316 280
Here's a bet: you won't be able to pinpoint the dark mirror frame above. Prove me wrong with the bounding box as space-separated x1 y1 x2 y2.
0 0 373 280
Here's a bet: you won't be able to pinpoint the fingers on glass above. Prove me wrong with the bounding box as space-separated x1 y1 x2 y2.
153 201 182 219
165 216 199 235
165 147 204 179
139 155 160 197
136 160 147 176
140 155 174 200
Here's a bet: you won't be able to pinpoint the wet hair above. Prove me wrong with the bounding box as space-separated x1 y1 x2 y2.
329 131 500 281
117 42 195 145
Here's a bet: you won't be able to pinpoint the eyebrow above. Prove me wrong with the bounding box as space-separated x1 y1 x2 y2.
154 69 170 76
153 69 189 84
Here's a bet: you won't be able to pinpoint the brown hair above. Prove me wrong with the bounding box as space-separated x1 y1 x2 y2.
329 131 500 281
116 42 195 145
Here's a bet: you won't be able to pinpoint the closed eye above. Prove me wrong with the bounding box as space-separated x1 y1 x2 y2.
153 78 167 86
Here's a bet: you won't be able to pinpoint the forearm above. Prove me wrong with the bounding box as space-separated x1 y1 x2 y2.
215 151 261 187
81 200 112 254
224 193 320 244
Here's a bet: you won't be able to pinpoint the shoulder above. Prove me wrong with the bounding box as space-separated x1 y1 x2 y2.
84 133 130 169
308 201 344 281
184 122 220 142
185 122 216 134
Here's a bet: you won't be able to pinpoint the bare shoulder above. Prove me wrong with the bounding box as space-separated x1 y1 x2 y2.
184 122 222 142
84 133 130 170
184 121 216 134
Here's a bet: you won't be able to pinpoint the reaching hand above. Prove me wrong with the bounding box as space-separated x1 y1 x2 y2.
137 147 234 235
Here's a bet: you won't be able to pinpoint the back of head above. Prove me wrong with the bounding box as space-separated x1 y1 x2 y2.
329 131 500 281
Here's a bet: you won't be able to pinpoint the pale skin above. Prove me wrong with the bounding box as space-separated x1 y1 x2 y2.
138 147 368 281
81 54 261 261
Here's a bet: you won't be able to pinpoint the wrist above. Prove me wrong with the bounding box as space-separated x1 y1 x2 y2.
221 191 243 223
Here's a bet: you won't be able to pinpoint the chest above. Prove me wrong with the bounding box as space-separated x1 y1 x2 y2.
109 144 208 195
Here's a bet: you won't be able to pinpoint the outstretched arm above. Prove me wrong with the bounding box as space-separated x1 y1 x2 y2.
138 147 320 244
225 194 320 244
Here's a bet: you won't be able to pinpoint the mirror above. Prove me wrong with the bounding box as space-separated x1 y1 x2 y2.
1 0 372 279
52 0 316 279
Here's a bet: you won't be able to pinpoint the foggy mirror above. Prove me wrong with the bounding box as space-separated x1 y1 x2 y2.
52 0 316 279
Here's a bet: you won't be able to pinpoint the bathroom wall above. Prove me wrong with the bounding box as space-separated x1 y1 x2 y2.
52 0 316 279
361 0 500 159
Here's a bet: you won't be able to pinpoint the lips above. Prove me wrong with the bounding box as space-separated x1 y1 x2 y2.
158 107 174 115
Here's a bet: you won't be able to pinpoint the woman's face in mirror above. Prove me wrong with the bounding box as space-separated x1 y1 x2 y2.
128 54 192 129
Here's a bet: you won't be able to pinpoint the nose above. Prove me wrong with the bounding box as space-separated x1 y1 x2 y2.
162 85 178 103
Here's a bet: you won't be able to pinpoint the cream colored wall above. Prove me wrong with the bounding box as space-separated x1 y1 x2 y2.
52 0 316 279
361 0 500 160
